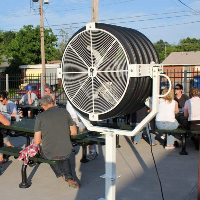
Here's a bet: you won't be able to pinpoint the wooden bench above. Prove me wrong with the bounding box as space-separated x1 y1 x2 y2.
155 128 200 155
0 146 64 188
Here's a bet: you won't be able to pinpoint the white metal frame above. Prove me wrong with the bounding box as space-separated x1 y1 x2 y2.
75 64 171 200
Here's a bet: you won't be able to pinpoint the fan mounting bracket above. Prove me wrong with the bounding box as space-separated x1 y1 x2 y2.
129 63 163 78
86 22 96 30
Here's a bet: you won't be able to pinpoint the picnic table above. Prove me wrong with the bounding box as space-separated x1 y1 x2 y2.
0 118 105 162
0 118 105 188
17 104 43 110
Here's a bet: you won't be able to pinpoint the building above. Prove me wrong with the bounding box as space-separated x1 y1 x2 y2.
161 51 200 93
162 51 200 74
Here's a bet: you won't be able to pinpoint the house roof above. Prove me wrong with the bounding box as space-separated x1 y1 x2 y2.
162 51 200 65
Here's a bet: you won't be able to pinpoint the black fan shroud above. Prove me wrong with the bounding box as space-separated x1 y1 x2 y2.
61 23 159 120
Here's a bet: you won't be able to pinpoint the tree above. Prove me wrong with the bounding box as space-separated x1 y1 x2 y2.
0 30 16 67
3 31 16 49
0 30 4 64
154 37 200 62
5 25 58 73
153 40 169 62
175 37 200 52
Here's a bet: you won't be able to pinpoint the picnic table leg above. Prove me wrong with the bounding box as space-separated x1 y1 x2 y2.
0 131 4 175
80 144 89 163
116 134 121 148
26 136 30 147
179 133 188 155
0 166 2 175
19 164 31 188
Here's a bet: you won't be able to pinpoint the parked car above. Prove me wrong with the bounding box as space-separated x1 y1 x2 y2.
17 83 50 99
19 79 40 90
160 81 169 90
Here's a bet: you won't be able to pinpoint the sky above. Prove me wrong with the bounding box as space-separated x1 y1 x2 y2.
0 0 200 44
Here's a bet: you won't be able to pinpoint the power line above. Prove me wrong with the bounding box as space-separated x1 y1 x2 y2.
177 0 200 14
51 20 200 38
104 13 199 25
0 0 133 17
138 20 200 30
43 10 198 28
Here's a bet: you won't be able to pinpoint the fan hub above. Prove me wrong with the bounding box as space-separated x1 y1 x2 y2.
88 67 97 77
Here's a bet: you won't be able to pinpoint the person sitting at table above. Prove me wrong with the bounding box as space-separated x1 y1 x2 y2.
0 91 17 151
0 112 12 164
156 87 179 150
0 91 17 118
34 95 80 188
174 84 189 113
15 85 38 118
44 87 56 105
184 87 200 150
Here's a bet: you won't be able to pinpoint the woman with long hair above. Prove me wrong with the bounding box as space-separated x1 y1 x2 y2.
184 87 200 149
156 87 179 149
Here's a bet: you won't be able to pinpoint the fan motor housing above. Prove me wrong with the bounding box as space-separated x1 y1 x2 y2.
61 23 159 121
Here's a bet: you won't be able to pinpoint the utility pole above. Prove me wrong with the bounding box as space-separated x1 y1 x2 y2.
165 43 167 59
39 0 46 90
91 0 99 22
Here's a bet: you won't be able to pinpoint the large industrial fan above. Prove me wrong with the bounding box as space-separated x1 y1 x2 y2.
61 23 160 121
60 22 171 200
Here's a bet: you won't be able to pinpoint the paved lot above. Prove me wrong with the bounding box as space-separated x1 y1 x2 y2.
0 134 199 200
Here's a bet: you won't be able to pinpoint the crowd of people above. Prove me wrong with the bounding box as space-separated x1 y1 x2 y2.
130 84 200 150
0 85 97 188
0 82 200 188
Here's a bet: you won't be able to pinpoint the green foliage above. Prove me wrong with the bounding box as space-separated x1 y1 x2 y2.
3 31 16 48
154 40 169 62
175 37 200 52
4 25 58 73
154 37 200 63
0 30 4 64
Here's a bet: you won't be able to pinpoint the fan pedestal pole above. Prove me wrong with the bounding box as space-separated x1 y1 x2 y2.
100 132 120 200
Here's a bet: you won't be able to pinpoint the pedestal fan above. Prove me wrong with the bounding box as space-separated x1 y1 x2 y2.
58 22 171 200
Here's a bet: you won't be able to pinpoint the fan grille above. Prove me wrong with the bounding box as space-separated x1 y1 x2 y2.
62 29 129 116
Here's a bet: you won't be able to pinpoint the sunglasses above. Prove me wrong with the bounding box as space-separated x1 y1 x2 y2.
175 88 181 90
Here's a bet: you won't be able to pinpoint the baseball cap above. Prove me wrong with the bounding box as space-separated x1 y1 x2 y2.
25 85 32 90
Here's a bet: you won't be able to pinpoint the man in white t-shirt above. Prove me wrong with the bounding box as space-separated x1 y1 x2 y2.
66 100 98 160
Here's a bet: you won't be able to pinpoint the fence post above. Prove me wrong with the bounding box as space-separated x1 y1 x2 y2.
184 70 187 94
6 74 9 92
41 73 44 97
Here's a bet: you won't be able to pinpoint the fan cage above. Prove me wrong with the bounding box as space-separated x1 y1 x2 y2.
62 28 130 117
